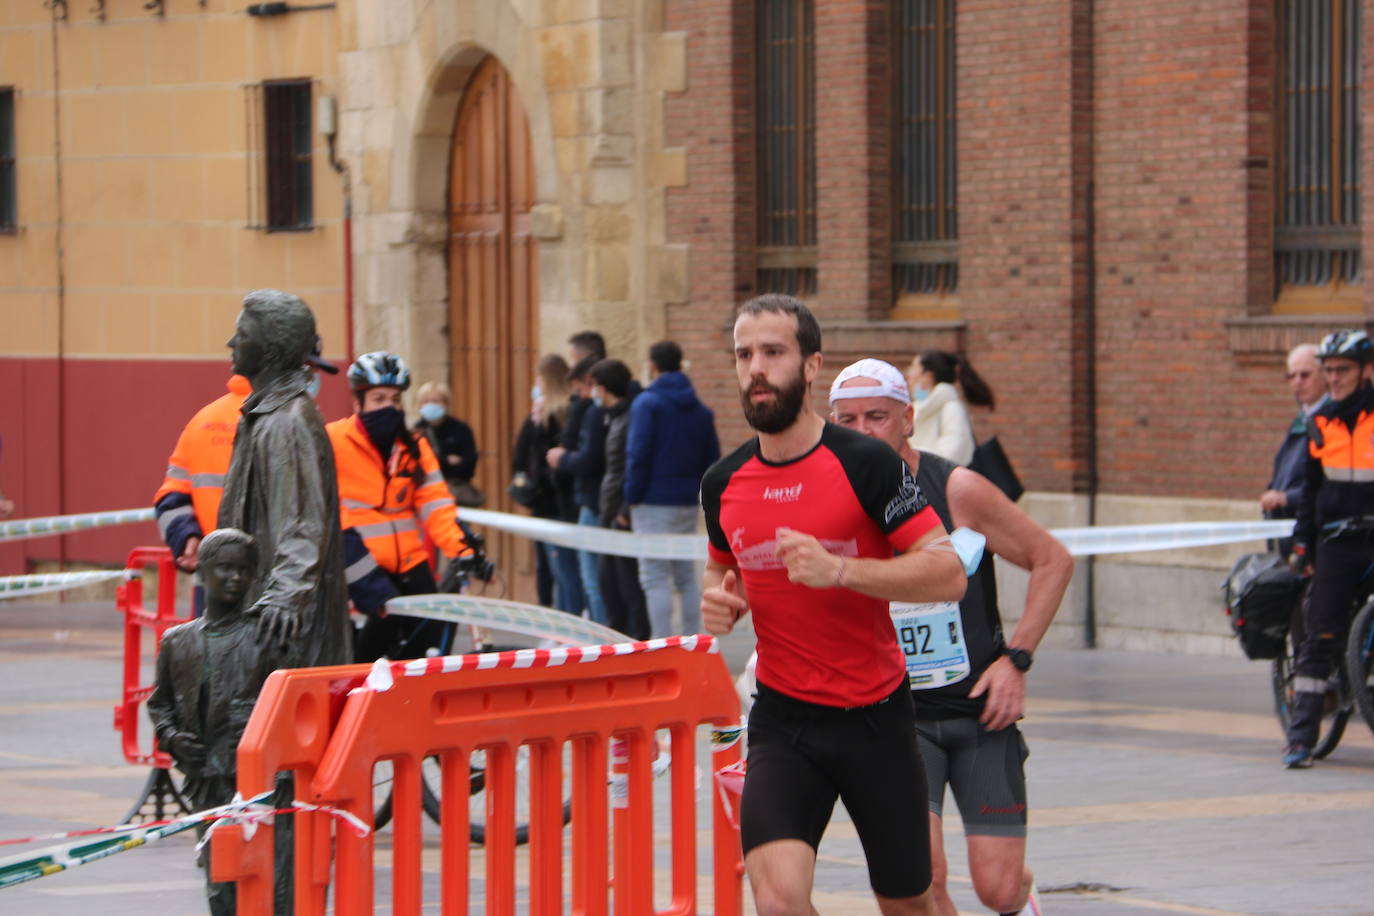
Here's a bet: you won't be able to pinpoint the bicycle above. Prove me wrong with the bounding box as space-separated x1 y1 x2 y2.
1343 590 1374 734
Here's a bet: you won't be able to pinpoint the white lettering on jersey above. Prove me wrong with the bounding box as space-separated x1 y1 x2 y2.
762 483 804 503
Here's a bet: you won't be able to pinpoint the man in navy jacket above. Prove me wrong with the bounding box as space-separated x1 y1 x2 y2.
624 340 721 636
1259 342 1327 557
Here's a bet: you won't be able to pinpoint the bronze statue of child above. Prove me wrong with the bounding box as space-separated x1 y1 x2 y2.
148 527 285 915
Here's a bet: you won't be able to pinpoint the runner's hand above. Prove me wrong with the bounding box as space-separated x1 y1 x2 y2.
968 655 1025 730
775 528 844 589
703 570 748 635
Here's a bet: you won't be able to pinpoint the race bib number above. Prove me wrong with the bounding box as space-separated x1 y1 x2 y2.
890 602 970 690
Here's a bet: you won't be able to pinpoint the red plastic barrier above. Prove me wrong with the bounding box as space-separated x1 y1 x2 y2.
112 547 190 767
215 641 744 916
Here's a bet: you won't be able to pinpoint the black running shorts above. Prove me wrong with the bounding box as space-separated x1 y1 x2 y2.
741 680 933 899
916 716 1029 837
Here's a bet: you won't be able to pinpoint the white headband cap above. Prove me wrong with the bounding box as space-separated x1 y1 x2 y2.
828 358 911 406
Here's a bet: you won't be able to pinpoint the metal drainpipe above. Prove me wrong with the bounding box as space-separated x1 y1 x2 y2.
1084 179 1098 648
49 5 68 575
1082 0 1100 649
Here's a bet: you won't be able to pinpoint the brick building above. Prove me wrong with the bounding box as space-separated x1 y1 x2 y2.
1 0 1367 650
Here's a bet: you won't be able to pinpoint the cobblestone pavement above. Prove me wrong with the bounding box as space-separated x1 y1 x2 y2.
2 601 1372 915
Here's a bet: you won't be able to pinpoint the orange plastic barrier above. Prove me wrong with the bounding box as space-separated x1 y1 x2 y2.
113 547 190 767
214 641 744 916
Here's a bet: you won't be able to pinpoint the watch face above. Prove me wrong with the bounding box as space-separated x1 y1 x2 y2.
1007 648 1033 671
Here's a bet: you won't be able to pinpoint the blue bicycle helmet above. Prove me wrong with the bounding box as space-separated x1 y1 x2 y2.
1316 329 1374 364
347 351 412 391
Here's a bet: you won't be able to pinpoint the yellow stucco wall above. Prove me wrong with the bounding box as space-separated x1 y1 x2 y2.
0 1 346 360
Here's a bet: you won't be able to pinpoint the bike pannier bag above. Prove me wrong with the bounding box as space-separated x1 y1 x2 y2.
1221 551 1299 660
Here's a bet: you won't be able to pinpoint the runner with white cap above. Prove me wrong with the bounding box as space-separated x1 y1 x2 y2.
829 357 1073 916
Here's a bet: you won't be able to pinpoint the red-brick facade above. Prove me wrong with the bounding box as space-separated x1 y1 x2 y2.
663 0 1374 503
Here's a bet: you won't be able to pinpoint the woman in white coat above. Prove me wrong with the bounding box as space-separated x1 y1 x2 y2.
906 350 996 466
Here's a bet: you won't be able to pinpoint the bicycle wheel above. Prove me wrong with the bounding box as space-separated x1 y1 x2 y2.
373 756 453 829
1272 607 1351 759
468 745 572 846
1344 598 1374 734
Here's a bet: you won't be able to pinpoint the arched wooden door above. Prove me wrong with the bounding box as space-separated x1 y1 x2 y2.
449 57 539 601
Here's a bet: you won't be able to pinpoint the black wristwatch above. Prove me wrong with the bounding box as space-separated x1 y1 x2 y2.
1003 647 1034 672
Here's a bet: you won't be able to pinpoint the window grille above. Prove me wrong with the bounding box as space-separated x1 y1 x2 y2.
1275 0 1361 291
894 0 958 300
0 88 15 232
245 79 313 231
756 0 817 297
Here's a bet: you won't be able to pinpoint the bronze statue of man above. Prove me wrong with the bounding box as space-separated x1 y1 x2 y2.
217 289 351 667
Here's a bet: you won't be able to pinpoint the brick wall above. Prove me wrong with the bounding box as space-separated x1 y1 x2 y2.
665 0 1371 500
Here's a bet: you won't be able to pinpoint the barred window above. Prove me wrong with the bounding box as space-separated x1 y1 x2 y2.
1275 0 1361 300
0 88 15 232
894 0 957 307
246 79 313 231
756 0 816 297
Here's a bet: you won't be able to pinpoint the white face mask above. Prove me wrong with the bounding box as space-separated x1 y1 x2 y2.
305 373 322 400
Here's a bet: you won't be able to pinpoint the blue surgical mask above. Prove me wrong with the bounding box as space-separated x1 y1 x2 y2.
305 373 321 400
913 386 929 403
591 389 604 408
531 384 542 402
418 402 445 423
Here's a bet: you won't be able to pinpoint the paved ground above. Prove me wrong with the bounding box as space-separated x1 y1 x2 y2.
2 599 1373 915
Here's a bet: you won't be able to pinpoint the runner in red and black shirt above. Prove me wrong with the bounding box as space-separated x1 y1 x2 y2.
701 294 966 916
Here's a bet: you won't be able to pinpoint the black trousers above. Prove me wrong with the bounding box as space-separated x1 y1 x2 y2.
354 563 455 663
599 552 650 640
1290 534 1369 745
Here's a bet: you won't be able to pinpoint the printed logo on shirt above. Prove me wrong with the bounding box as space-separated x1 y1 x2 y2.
883 463 924 524
730 527 858 572
762 483 804 503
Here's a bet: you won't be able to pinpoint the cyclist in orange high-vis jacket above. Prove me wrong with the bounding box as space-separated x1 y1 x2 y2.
153 339 339 574
154 375 251 573
327 351 473 662
1285 329 1374 769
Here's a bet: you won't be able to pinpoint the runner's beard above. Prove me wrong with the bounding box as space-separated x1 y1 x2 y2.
741 369 808 434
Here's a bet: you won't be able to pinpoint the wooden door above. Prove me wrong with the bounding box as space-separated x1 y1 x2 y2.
448 57 539 602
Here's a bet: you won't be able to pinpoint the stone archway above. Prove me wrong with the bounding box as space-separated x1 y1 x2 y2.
447 56 540 599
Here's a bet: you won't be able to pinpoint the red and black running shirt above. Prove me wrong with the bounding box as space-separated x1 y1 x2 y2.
701 423 943 707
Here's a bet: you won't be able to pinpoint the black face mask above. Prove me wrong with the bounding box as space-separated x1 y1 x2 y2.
360 406 405 456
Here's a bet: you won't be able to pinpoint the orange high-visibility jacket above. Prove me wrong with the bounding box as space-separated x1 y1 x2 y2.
1308 410 1374 482
326 414 470 575
153 375 251 537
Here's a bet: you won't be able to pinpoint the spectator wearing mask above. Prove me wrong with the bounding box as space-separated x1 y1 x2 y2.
510 358 568 608
906 349 997 467
590 358 650 640
624 340 721 637
413 381 483 508
546 355 610 624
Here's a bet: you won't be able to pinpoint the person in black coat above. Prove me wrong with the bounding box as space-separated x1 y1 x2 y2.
414 380 483 507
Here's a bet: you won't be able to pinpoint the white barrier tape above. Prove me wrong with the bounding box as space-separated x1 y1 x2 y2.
1053 520 1294 557
0 571 129 601
459 508 704 560
0 507 1299 566
0 508 155 544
